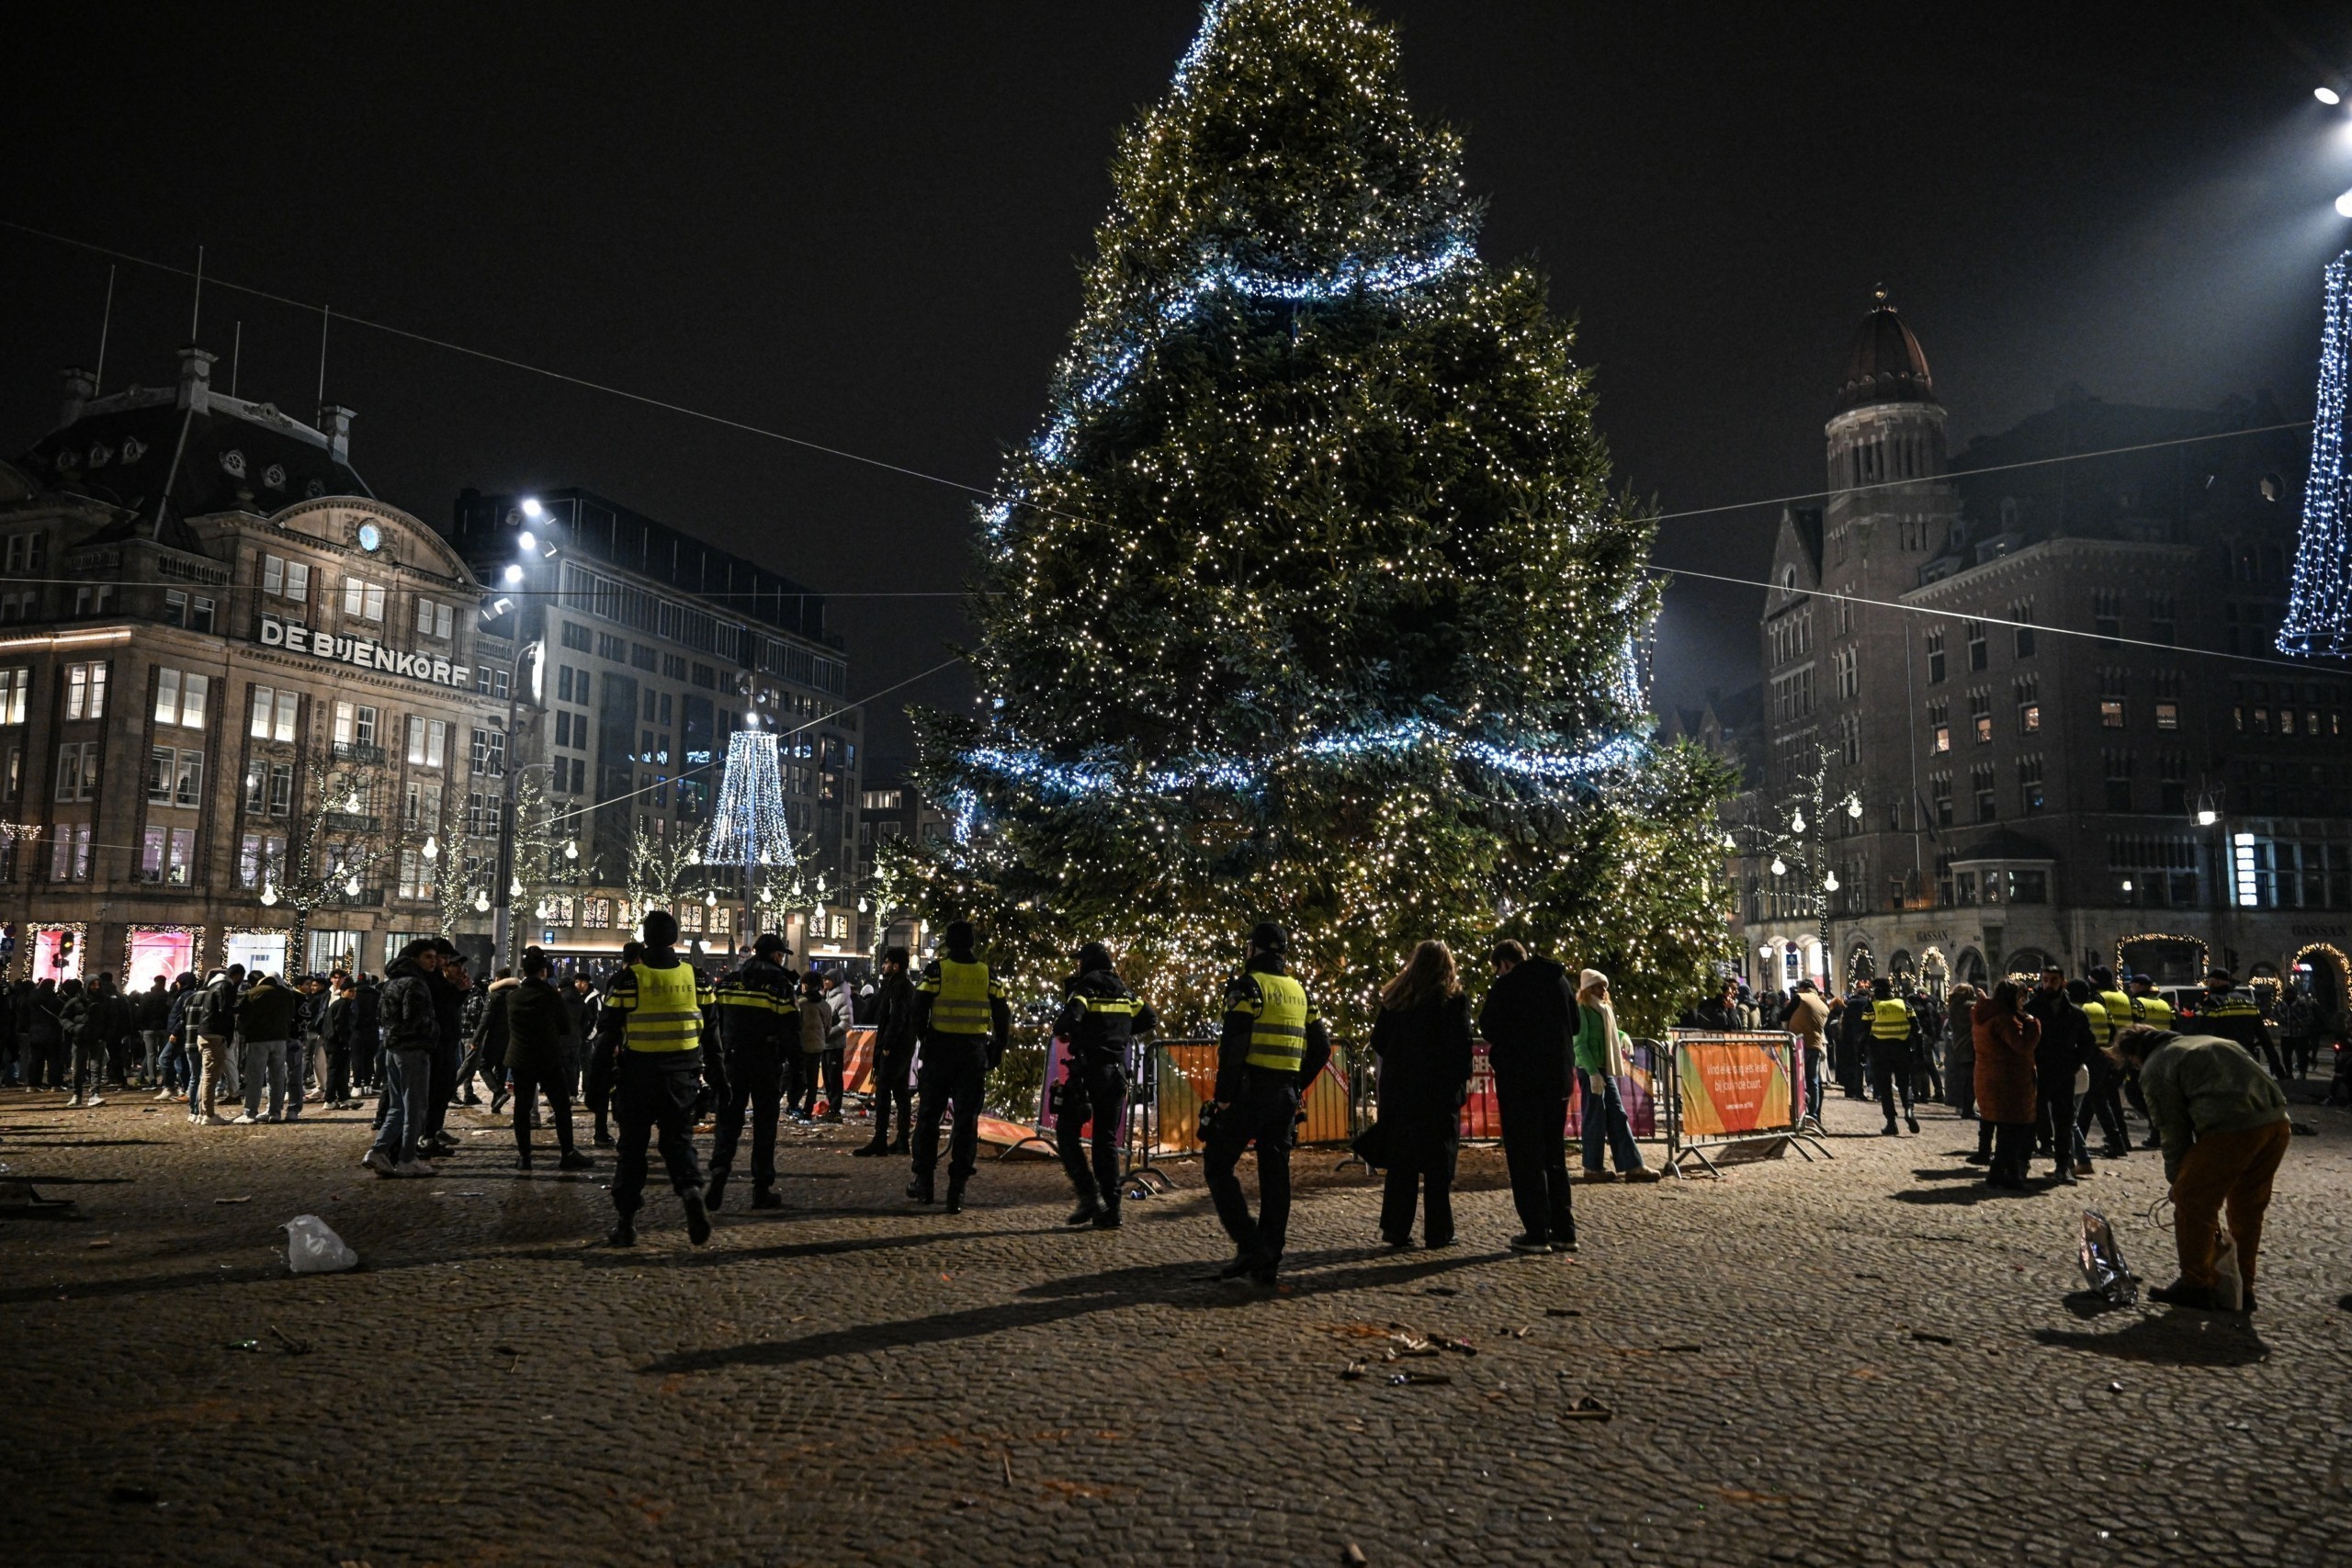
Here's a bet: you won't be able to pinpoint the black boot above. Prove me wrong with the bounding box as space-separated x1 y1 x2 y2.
905 1176 934 1203
605 1216 637 1247
887 1134 910 1155
684 1190 713 1247
705 1174 728 1212
944 1183 966 1215
852 1137 888 1157
751 1188 784 1209
558 1149 593 1170
1066 1194 1102 1227
1092 1199 1122 1231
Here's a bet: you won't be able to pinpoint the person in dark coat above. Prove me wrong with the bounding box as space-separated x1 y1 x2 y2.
1369 941 1475 1249
1679 978 1744 1032
58 979 102 1106
505 948 590 1172
1476 940 1578 1254
349 973 383 1094
1973 981 2041 1190
857 946 919 1156
2025 968 2097 1185
27 979 65 1093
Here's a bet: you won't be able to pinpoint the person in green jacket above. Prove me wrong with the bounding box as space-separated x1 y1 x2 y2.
1574 970 1657 1183
2109 1025 2290 1313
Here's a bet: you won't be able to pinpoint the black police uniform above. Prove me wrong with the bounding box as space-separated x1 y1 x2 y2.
595 949 716 1242
1053 964 1158 1227
706 952 797 1208
906 951 1010 1210
1203 958 1329 1284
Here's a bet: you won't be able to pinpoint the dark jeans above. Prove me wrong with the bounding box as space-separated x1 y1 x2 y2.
70 1036 107 1099
788 1050 825 1115
586 1037 617 1133
1496 1086 1574 1246
869 1040 915 1145
369 1048 431 1166
911 1038 989 1188
2037 1077 2081 1168
1055 1055 1128 1205
1378 1134 1458 1245
611 1052 705 1219
1801 1046 1826 1124
1949 1054 1975 1117
424 1040 458 1138
1872 1046 1915 1126
1203 1068 1299 1266
1989 1120 2036 1185
2076 1058 2128 1152
323 1039 352 1105
1577 1067 1643 1174
509 1065 576 1158
711 1045 785 1192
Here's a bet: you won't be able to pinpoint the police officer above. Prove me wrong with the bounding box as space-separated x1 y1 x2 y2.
2079 968 2133 1159
705 933 797 1213
2124 973 2174 1149
905 919 1009 1214
1204 922 1330 1287
1053 941 1158 1231
596 912 717 1248
1867 976 1919 1136
2198 969 2284 1079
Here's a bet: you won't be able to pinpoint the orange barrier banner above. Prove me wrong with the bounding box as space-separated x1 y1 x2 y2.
842 1027 877 1097
1671 1032 1793 1138
1150 1040 1350 1153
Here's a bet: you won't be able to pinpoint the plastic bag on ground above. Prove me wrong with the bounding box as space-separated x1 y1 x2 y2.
2210 1229 2243 1311
282 1214 358 1274
2077 1209 2136 1305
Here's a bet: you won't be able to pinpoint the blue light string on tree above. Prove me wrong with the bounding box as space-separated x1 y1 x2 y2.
702 729 797 869
2281 249 2352 660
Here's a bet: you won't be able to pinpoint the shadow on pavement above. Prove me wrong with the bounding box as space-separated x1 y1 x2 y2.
2031 1308 2267 1366
639 1250 1487 1374
2061 1290 2134 1320
1888 1181 2047 1206
569 1223 1072 1271
1908 1168 1981 1181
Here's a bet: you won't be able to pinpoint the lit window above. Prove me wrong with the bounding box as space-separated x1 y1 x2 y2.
2100 700 2125 728
65 661 107 720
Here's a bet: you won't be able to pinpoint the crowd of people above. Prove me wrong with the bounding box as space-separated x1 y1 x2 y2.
0 918 2310 1312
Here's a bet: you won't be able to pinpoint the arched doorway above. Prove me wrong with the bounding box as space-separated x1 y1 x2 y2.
1919 946 1950 999
1847 942 1875 987
1953 947 1989 989
2117 934 2208 987
2293 943 2349 1022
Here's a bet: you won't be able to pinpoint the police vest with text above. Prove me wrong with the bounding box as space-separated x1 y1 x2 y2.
924 958 998 1036
1869 998 1913 1042
1242 973 1314 1075
619 962 710 1054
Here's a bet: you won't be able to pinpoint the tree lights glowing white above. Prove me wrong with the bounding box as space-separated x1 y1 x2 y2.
702 730 797 871
2282 250 2352 660
894 0 1732 1032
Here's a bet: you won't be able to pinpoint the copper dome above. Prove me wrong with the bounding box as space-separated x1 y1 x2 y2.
1835 291 1937 413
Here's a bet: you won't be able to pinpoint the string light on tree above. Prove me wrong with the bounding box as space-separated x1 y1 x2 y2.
892 0 1733 1034
2282 249 2352 660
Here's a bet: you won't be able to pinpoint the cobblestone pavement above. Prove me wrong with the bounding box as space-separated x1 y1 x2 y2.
1 1083 2347 1568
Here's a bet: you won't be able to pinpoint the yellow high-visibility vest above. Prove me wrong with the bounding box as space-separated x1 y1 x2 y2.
1243 973 1313 1073
925 957 997 1036
2133 994 2174 1029
1869 998 1912 1040
2097 991 2133 1046
617 960 710 1053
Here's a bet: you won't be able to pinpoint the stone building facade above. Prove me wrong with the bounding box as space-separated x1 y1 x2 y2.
1740 298 2346 1011
0 348 506 985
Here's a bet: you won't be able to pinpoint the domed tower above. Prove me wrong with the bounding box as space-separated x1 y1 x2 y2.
1825 289 1956 568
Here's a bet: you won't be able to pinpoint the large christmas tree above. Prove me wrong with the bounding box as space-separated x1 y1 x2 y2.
898 0 1732 1032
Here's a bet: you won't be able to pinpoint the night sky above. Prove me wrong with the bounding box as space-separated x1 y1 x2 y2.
6 3 2350 762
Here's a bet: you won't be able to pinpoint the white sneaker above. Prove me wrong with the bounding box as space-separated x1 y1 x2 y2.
84 1097 105 1109
394 1158 436 1178
361 1148 398 1177
153 1089 175 1101
200 1112 227 1126
231 1112 259 1125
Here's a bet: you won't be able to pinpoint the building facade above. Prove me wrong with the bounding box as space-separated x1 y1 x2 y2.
446 489 865 964
0 348 507 984
1740 298 2348 1012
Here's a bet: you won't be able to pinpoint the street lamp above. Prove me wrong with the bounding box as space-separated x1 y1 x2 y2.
2320 86 2343 106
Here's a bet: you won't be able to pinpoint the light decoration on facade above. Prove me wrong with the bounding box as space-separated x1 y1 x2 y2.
2282 249 2352 659
2112 933 2210 974
702 730 797 871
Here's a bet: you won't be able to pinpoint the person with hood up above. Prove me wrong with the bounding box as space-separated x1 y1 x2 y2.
58 979 102 1108
1575 970 1657 1182
1477 940 1578 1254
505 948 591 1173
234 970 305 1123
364 942 444 1177
186 968 242 1126
1051 940 1159 1231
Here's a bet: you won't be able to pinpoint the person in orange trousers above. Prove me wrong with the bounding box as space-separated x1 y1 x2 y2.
2109 1024 2290 1312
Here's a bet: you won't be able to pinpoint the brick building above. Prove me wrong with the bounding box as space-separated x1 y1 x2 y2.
1741 296 2345 1011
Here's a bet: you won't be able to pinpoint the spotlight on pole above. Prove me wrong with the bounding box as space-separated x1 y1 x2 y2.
521 497 545 519
503 564 524 585
2319 86 2343 106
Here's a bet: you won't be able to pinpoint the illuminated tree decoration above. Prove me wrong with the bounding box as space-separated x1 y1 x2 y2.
896 0 1732 1032
703 729 797 871
2282 249 2352 660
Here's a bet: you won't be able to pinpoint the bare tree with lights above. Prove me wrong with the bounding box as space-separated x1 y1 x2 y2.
893 0 1733 1032
267 739 399 975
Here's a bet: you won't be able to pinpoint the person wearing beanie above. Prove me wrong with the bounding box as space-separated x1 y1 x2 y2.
1051 940 1159 1230
1574 970 1655 1182
906 920 1010 1214
1204 921 1332 1285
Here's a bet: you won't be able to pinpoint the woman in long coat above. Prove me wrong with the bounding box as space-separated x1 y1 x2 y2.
1370 941 1475 1248
1972 980 2041 1190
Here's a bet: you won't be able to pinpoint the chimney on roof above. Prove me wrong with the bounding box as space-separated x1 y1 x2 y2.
316 403 355 465
58 367 96 429
176 345 217 414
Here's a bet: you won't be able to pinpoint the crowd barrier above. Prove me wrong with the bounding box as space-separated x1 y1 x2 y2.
1657 1029 1830 1177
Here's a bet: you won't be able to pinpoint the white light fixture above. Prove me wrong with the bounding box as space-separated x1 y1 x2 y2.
343 874 361 897
856 897 868 913
517 531 536 552
421 834 438 863
2197 808 2219 827
510 876 524 897
2320 86 2343 106
1823 872 1839 891
1791 809 1806 833
503 564 524 585
2120 878 2134 893
2337 189 2352 220
563 839 579 861
474 889 492 913
1846 797 1862 819
704 889 718 907
1770 857 1787 876
259 881 278 908
521 497 545 519
1721 831 1737 851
